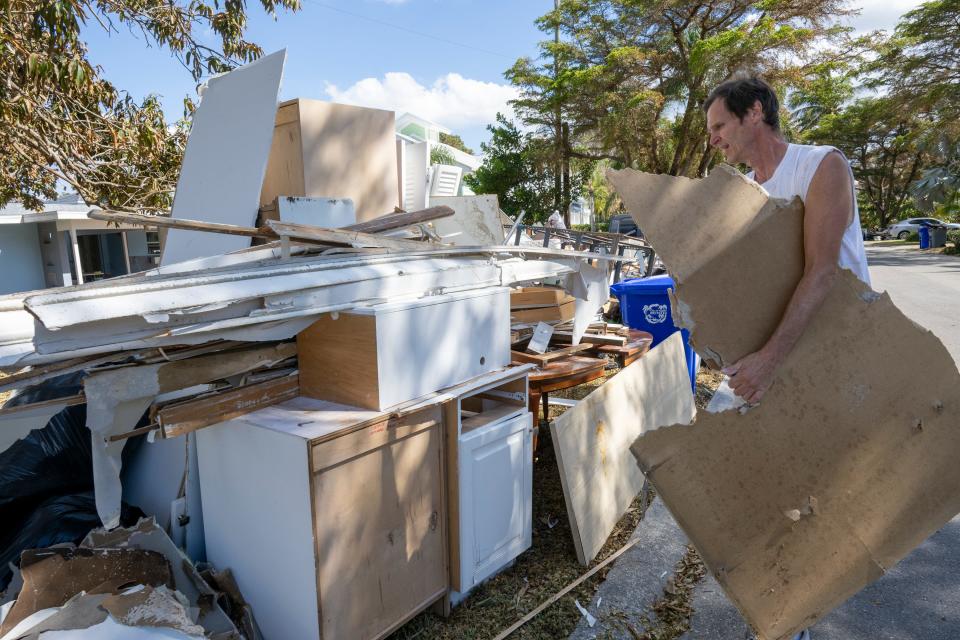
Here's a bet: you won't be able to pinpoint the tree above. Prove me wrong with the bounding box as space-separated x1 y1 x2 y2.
509 0 851 180
0 0 300 211
875 0 960 211
438 132 474 155
464 113 572 223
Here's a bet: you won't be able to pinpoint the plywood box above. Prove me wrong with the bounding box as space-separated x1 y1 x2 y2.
197 397 447 640
259 99 399 222
298 288 511 411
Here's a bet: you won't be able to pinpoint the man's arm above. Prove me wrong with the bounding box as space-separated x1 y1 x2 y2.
724 152 854 404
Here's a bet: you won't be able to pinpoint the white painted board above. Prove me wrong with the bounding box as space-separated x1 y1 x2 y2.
162 50 286 266
402 141 429 213
276 196 356 228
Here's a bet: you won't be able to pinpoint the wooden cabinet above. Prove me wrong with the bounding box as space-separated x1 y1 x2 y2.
298 288 511 411
197 398 447 640
444 368 533 598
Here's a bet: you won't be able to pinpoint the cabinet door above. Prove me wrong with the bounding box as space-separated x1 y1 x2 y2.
459 413 532 587
313 420 447 640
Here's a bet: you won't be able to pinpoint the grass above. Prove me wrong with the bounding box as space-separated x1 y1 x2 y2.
388 362 724 640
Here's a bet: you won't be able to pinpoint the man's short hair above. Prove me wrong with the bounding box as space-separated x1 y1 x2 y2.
704 77 780 130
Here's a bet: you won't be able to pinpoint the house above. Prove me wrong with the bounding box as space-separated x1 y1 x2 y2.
0 193 160 295
395 112 482 211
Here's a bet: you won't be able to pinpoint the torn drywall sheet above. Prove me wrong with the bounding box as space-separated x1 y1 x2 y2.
550 333 695 565
162 50 286 266
0 547 173 636
430 195 506 245
84 344 296 529
609 166 960 640
83 518 236 637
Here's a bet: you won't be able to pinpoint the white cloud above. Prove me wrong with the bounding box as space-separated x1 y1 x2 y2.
325 72 518 130
845 0 927 33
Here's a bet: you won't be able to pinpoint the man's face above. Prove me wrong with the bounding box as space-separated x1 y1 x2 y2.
706 99 759 165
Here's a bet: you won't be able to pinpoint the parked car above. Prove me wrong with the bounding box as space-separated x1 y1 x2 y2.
884 217 960 240
608 213 641 237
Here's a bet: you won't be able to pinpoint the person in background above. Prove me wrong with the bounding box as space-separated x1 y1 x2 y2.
546 209 567 230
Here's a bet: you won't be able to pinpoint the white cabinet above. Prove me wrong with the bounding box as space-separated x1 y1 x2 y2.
444 368 533 598
298 288 511 411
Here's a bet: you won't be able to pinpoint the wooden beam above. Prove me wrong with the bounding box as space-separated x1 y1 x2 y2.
267 219 432 251
551 331 626 346
89 210 269 238
510 344 594 365
490 535 643 640
347 206 454 234
156 374 299 438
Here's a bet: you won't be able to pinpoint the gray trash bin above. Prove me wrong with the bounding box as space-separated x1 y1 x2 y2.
930 227 947 248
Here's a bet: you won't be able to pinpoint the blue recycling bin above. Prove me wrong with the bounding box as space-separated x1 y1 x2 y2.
610 275 700 393
918 226 930 249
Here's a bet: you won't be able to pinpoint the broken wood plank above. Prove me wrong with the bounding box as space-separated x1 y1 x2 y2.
156 373 299 438
89 210 270 238
267 219 431 251
347 206 454 234
551 331 626 346
509 343 593 365
490 535 643 640
550 333 695 565
0 394 85 417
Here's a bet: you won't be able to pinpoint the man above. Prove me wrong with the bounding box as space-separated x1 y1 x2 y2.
703 77 871 640
704 76 870 405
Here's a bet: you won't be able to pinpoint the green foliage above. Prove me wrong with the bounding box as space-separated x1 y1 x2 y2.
946 229 960 246
438 132 474 155
1 0 300 211
874 0 960 211
430 146 456 166
508 0 851 178
464 113 590 223
906 231 920 243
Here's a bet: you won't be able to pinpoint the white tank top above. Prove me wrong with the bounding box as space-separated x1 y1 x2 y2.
752 143 871 286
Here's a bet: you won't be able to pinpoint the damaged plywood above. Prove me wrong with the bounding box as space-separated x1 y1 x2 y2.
549 333 694 565
608 166 960 640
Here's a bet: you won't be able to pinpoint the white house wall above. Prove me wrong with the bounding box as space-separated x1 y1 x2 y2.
0 223 45 294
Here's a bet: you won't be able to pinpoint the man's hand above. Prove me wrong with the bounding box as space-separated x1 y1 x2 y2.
722 349 782 405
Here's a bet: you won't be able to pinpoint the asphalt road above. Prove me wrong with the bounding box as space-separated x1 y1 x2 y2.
568 244 960 640
865 244 960 361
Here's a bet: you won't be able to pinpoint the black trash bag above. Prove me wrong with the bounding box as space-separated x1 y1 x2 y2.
0 403 91 515
2 370 85 408
0 492 145 591
0 373 150 592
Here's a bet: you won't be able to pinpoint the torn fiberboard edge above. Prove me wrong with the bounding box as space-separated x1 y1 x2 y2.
610 165 960 640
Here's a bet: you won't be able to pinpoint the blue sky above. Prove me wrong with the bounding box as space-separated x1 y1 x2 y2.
81 0 924 152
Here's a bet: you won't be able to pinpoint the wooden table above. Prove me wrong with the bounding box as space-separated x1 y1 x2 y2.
593 330 653 367
524 356 608 441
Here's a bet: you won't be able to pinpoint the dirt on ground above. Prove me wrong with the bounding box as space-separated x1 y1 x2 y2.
388 362 723 640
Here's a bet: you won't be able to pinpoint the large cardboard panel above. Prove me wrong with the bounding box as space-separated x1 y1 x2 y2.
260 99 399 222
550 332 695 565
608 166 960 640
162 50 285 265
